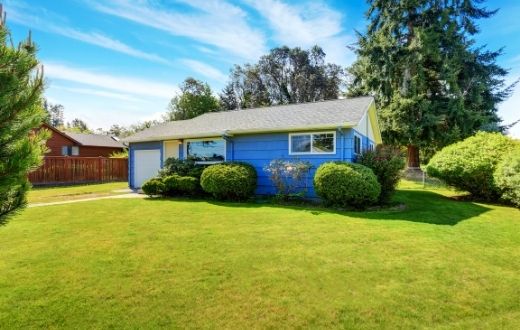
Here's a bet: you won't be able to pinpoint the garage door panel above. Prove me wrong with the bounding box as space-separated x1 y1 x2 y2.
134 149 161 188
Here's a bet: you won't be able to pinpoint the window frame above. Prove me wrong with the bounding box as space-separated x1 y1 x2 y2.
354 134 362 155
183 137 226 164
288 131 336 155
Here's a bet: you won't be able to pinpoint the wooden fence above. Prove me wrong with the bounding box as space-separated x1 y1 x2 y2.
29 156 128 186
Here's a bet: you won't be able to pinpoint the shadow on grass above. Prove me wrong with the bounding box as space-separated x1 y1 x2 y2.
144 188 491 226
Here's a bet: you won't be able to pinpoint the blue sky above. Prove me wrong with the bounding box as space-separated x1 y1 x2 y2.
4 0 520 137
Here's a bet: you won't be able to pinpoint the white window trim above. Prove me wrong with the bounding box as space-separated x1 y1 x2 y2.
183 137 226 164
354 133 363 155
288 131 336 155
71 146 79 156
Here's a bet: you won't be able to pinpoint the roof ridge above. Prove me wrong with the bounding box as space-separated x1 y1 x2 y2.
198 96 373 118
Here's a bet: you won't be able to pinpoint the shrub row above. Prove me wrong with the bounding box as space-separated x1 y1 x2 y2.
426 132 520 206
143 161 257 201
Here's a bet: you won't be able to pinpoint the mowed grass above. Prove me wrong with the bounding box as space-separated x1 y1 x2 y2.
1 182 519 328
27 182 129 204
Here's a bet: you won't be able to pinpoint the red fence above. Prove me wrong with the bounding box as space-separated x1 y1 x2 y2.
29 156 128 186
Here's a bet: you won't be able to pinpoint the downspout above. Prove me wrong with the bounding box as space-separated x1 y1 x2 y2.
222 131 234 161
337 127 344 161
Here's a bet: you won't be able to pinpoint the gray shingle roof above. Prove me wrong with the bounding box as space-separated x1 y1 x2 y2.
124 96 374 143
66 132 125 148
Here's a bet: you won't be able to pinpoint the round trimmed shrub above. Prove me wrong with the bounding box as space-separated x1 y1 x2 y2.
426 132 517 200
141 178 165 196
200 162 257 201
314 162 381 209
176 176 199 195
163 174 200 196
494 147 520 207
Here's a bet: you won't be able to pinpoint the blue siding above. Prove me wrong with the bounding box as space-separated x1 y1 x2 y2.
129 129 373 197
223 129 357 197
128 141 163 189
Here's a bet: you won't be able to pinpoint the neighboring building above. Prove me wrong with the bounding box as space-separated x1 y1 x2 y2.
37 123 125 157
124 96 382 197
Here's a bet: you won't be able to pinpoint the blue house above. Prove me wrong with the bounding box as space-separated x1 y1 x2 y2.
125 96 382 197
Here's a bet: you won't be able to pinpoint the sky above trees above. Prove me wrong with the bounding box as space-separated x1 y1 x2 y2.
4 0 520 137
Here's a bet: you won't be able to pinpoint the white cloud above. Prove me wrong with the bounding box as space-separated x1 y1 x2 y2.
53 85 147 102
44 63 178 99
245 0 354 65
6 2 171 65
89 0 267 61
180 59 228 82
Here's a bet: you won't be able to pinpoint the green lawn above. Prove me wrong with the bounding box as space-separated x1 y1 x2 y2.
1 182 519 328
28 182 129 204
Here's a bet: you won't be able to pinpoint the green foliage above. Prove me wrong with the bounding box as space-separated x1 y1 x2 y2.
426 132 517 200
141 178 165 196
163 174 199 196
65 118 92 133
109 149 128 158
264 159 312 200
165 77 220 121
357 146 405 204
200 162 257 201
0 16 48 222
160 158 206 179
494 148 520 207
43 99 64 127
314 162 381 209
221 46 344 109
348 1 513 161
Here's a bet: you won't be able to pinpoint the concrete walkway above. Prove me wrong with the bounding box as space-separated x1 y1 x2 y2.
29 192 146 208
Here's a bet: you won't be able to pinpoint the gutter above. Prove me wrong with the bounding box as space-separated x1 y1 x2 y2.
124 122 356 144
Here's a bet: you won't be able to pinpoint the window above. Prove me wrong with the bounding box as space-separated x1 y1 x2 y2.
289 132 335 155
368 143 374 152
185 138 226 163
61 146 69 156
71 146 79 156
354 135 362 154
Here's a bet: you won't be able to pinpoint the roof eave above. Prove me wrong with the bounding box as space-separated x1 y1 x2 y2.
125 123 356 144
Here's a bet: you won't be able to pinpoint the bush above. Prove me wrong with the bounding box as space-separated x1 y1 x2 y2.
314 162 381 209
426 132 517 200
160 158 206 179
200 162 257 201
141 178 165 196
357 145 405 204
494 148 520 207
264 159 312 200
163 174 200 196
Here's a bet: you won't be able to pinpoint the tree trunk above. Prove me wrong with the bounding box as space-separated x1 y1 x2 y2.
407 145 420 169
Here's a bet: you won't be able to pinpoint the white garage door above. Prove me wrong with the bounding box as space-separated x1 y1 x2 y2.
134 149 161 188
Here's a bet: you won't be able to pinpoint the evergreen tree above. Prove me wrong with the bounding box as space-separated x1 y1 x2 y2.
43 99 64 128
65 118 91 133
0 8 48 222
165 77 220 121
348 0 514 167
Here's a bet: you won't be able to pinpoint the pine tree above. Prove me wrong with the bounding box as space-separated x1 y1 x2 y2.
0 7 48 222
348 0 514 167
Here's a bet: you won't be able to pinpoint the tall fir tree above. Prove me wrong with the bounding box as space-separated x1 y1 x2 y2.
0 7 48 221
348 0 514 167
